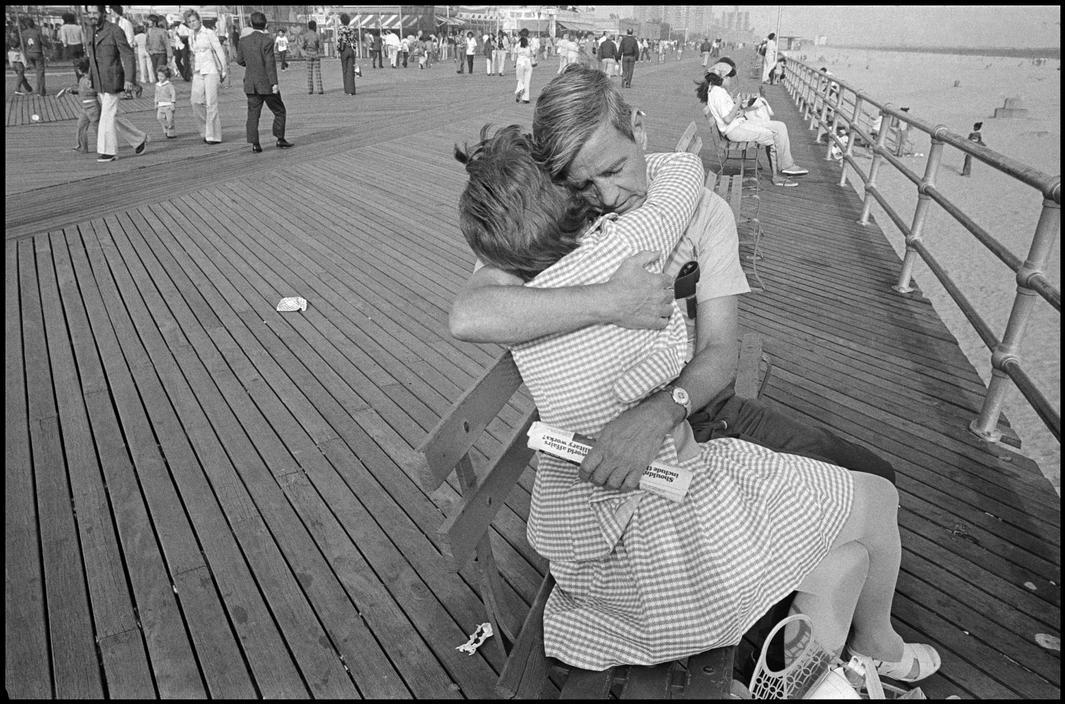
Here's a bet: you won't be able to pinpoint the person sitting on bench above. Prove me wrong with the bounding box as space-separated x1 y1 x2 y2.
697 58 809 186
452 122 942 684
451 65 896 488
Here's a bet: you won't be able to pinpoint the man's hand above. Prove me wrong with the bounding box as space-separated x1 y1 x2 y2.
123 80 133 91
271 83 279 94
579 395 675 491
603 250 674 331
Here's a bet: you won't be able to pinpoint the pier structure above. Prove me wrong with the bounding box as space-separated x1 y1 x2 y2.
5 52 1060 699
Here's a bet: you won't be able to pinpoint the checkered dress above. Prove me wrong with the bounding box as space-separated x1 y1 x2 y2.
511 153 853 670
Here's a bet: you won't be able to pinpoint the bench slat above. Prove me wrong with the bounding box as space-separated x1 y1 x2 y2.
680 647 736 699
674 120 699 154
439 407 538 571
416 350 524 490
620 662 673 698
560 668 616 698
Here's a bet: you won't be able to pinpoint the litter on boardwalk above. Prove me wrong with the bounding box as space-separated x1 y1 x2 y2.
276 296 308 312
456 623 493 655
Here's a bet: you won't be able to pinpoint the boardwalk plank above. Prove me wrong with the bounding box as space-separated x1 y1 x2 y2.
76 219 307 698
4 240 52 698
34 234 159 697
6 55 1059 701
95 214 369 698
118 205 485 697
19 239 104 698
60 224 259 698
51 230 219 697
148 194 544 617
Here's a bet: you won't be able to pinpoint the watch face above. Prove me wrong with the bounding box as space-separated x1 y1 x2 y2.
672 387 689 405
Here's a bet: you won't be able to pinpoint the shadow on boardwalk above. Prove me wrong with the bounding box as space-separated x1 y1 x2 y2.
5 54 1060 699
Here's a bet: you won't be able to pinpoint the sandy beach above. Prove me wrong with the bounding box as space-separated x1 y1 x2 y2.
787 47 1061 489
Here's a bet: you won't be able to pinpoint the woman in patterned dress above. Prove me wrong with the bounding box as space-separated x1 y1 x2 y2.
452 124 941 684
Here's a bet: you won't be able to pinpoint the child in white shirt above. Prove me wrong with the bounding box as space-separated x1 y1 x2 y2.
154 67 177 138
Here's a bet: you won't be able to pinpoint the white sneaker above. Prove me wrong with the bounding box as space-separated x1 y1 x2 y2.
780 166 809 176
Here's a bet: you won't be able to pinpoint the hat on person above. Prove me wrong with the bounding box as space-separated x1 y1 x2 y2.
708 59 737 78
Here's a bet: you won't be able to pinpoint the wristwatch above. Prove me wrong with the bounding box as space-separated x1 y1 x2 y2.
664 384 692 418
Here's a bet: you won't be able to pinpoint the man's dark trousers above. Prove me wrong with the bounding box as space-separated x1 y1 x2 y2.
246 93 286 144
621 55 635 87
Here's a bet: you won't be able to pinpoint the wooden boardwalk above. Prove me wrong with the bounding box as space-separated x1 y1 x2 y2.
5 54 1060 699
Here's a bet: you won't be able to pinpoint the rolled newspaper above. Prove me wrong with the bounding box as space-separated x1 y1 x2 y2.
527 421 692 503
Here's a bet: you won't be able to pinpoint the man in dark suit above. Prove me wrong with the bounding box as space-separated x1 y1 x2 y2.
236 12 293 153
618 28 639 88
84 4 147 162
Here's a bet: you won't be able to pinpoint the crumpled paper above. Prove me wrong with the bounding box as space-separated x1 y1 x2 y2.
456 622 493 655
276 296 308 312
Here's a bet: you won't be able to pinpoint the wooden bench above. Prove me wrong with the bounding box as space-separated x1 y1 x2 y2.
680 120 765 293
415 334 771 698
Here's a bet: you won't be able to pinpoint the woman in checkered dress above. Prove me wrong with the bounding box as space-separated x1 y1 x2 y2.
454 124 941 683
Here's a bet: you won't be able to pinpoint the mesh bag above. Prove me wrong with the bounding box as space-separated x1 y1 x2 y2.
748 614 838 699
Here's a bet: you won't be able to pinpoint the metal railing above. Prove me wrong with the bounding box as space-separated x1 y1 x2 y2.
781 59 1060 445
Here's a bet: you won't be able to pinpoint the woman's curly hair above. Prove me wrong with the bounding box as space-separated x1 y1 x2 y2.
455 124 593 282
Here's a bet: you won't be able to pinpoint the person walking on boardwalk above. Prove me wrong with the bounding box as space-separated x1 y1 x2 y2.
301 20 324 94
58 12 84 60
110 6 141 98
274 27 289 71
84 4 148 162
336 13 362 96
494 30 510 76
513 29 535 104
370 30 383 69
153 66 176 139
961 122 984 176
237 12 294 154
760 32 777 83
184 9 227 143
8 43 34 96
59 56 99 153
19 18 47 96
463 31 477 75
146 15 172 75
618 28 638 88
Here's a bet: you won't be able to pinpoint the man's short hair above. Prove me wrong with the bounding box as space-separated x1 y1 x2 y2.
533 64 635 182
183 9 199 23
111 4 124 15
340 13 350 25
455 125 591 281
250 11 267 29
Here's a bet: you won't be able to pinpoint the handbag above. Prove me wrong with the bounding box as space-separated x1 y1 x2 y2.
746 615 926 700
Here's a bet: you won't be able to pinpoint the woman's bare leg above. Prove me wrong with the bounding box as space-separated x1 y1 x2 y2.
793 473 906 661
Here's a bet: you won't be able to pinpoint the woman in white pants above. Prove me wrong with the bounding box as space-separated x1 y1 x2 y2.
699 59 808 186
513 30 535 104
184 9 227 143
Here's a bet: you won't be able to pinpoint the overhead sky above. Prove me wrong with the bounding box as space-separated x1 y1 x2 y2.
594 6 1061 48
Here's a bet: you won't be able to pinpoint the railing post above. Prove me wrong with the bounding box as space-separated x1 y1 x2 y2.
970 195 1061 441
840 95 863 187
894 132 945 293
824 87 842 161
859 105 893 225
